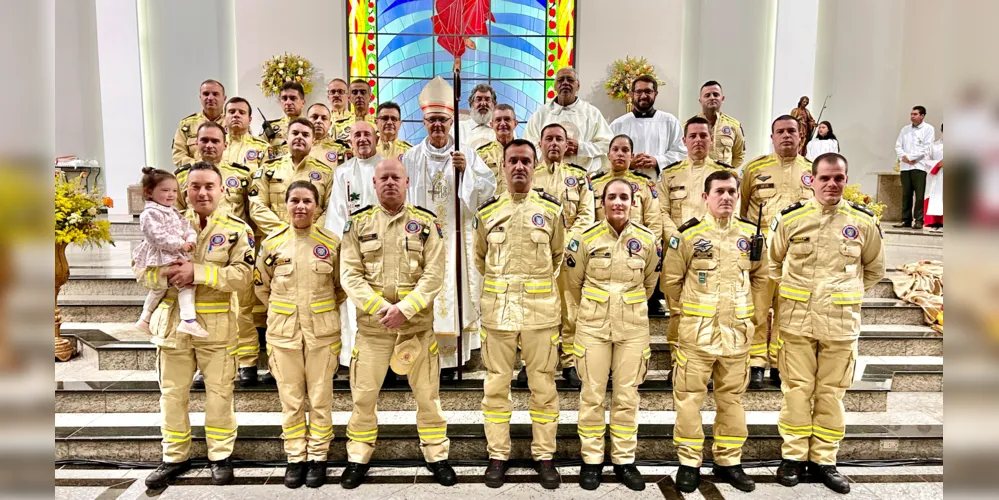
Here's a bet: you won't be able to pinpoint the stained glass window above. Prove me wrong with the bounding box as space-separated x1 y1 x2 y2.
347 0 576 143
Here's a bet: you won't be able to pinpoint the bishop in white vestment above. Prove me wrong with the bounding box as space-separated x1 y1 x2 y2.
403 77 497 373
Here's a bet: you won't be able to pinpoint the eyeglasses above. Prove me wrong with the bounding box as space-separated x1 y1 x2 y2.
633 89 655 96
424 116 451 125
327 89 346 96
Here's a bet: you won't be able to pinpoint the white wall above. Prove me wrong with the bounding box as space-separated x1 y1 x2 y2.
55 0 104 167
771 0 819 127
576 0 685 120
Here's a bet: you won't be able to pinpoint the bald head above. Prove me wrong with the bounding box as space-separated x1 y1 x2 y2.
373 158 408 211
351 120 378 158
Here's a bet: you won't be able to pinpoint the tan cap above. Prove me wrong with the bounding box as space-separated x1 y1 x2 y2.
390 336 422 375
419 76 455 118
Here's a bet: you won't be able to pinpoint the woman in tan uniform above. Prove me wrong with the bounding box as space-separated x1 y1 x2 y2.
255 180 346 489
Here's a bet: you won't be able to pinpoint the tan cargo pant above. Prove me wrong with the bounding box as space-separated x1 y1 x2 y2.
157 344 238 462
574 330 651 465
481 326 560 461
750 283 780 368
235 282 262 368
777 332 857 464
558 272 578 369
672 346 751 467
346 325 449 464
268 339 340 462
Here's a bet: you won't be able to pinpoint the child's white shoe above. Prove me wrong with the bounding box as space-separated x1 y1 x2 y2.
134 320 151 334
177 320 210 338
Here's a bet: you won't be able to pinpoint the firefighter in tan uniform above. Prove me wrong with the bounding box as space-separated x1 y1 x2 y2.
566 177 658 492
172 79 226 168
530 122 593 388
688 80 746 169
307 103 350 169
338 158 457 489
141 162 252 490
374 101 413 161
259 82 306 159
332 80 376 142
249 118 335 237
658 116 734 375
661 170 768 493
741 115 814 386
255 181 345 489
221 99 269 174
589 135 664 246
476 139 565 490
770 153 885 494
475 103 519 195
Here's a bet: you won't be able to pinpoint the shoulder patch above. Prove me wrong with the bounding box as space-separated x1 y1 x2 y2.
780 201 806 216
350 204 374 217
537 191 561 206
849 202 875 217
677 217 701 233
181 112 198 122
412 205 438 220
476 196 500 212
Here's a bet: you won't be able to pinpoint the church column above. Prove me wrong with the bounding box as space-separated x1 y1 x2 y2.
770 0 819 126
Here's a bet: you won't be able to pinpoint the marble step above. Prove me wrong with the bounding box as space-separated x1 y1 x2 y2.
881 224 944 248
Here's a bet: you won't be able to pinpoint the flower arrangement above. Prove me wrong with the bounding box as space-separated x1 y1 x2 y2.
259 53 316 97
605 56 661 101
55 174 113 248
843 184 886 220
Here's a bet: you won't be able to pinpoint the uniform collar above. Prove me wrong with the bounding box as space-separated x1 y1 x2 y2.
605 218 631 238
509 190 531 202
379 203 406 218
632 107 657 119
705 212 733 230
539 160 560 174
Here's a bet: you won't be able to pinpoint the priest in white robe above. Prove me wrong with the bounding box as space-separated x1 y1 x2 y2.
403 76 497 378
524 67 613 175
325 121 383 367
610 75 686 181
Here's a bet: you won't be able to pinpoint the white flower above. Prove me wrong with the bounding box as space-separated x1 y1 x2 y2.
87 207 97 216
67 213 82 225
278 62 285 69
297 68 303 75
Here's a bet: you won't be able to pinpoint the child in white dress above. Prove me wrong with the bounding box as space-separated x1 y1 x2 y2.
132 167 209 337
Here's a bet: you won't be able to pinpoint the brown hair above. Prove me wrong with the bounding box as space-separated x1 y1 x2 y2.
140 167 177 201
601 177 634 204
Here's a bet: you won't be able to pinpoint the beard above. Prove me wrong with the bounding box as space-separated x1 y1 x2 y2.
473 109 493 126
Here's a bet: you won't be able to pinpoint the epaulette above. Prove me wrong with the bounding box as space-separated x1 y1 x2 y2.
264 157 282 164
735 217 759 233
262 225 290 242
663 160 684 171
180 112 199 122
717 161 734 169
350 205 374 217
677 217 702 233
226 213 250 228
536 190 561 206
477 141 497 152
310 226 339 247
849 202 875 217
629 170 652 181
228 162 250 172
410 205 438 220
589 171 608 182
247 136 269 146
306 157 333 171
581 221 604 238
780 201 806 215
563 162 586 175
476 196 500 212
631 222 656 239
334 139 351 150
174 164 192 175
745 154 776 173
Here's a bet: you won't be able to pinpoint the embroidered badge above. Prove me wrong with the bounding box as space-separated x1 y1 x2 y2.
842 225 859 240
630 182 640 193
326 151 338 162
313 244 330 259
693 239 713 253
737 237 751 253
669 236 680 249
758 175 771 181
566 255 576 267
722 125 732 135
801 173 814 186
435 222 444 238
770 218 779 231
343 220 352 233
225 176 239 189
406 220 420 234
253 268 263 286
532 214 545 227
568 238 579 252
209 234 225 251
627 238 642 253
247 150 257 161
649 184 658 198
698 271 708 284
565 176 577 187
310 171 322 181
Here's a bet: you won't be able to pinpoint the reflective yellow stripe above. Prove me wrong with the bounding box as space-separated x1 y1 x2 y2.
735 304 755 319
682 302 716 317
351 347 358 359
577 424 606 431
329 340 342 356
714 435 747 448
225 345 239 355
642 347 652 360
251 304 267 313
746 158 777 174
623 291 646 305
478 198 510 219
162 428 191 443
812 425 845 441
778 421 813 436
418 427 447 439
157 298 175 310
571 343 586 357
204 426 237 439
749 343 768 355
831 292 863 305
310 425 334 439
683 223 714 240
529 410 558 423
673 436 704 449
483 411 511 423
631 231 651 246
675 349 688 367
309 231 337 248
550 332 560 345
235 346 259 355
195 301 229 314
779 286 811 302
783 207 816 225
578 424 606 438
270 301 296 315
283 422 307 438
346 428 378 442
265 232 291 250
584 227 608 243
525 281 553 293
429 341 439 355
404 291 426 311
610 424 638 438
204 265 218 288
582 287 609 303
483 280 508 293
479 329 488 343
363 293 384 314
310 300 337 313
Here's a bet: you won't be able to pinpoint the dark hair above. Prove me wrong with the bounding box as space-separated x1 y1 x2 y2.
285 180 320 203
289 117 316 135
610 134 634 151
280 81 305 99
225 96 251 117
913 105 927 116
196 121 226 139
140 167 177 201
350 79 370 88
494 103 515 115
797 96 809 107
377 101 402 117
540 123 567 138
468 83 497 107
811 152 849 175
200 79 225 95
308 102 330 114
704 169 739 194
700 80 722 92
189 161 223 182
771 114 799 133
683 116 712 136
503 138 537 161
601 177 634 204
816 120 837 141
631 74 658 93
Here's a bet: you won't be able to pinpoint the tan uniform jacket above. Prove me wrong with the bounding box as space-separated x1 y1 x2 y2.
143 211 254 348
176 162 252 222
249 155 334 236
590 169 664 241
255 224 346 349
333 115 376 142
658 157 733 235
740 153 813 230
476 141 507 195
310 138 350 169
767 198 886 341
222 133 269 174
474 190 565 331
339 204 445 330
565 220 659 339
260 115 291 150
688 112 746 169
661 214 769 356
533 161 594 237
172 111 224 168
377 139 413 162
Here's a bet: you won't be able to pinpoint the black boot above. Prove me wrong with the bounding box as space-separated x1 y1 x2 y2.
579 463 602 490
770 367 781 386
426 460 457 486
534 459 561 489
562 366 581 389
440 368 456 382
712 464 755 492
305 460 327 488
340 462 369 489
261 370 276 385
675 465 699 493
238 366 258 386
648 298 666 317
808 462 850 494
209 457 234 486
144 460 192 489
383 370 401 387
776 459 806 487
484 459 508 488
613 464 646 491
192 371 205 389
514 366 529 388
284 462 306 489
749 367 764 389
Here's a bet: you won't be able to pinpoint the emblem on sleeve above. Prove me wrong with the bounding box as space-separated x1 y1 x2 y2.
801 173 814 186
225 176 239 189
247 150 257 161
770 218 779 231
842 225 859 240
630 182 640 193
435 222 444 238
406 220 420 234
327 151 338 162
568 239 579 252
313 244 330 259
343 220 352 233
310 171 322 181
627 238 642 253
722 125 732 135
565 176 577 187
566 255 576 267
669 236 679 249
532 214 545 227
209 234 225 251
737 237 751 253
